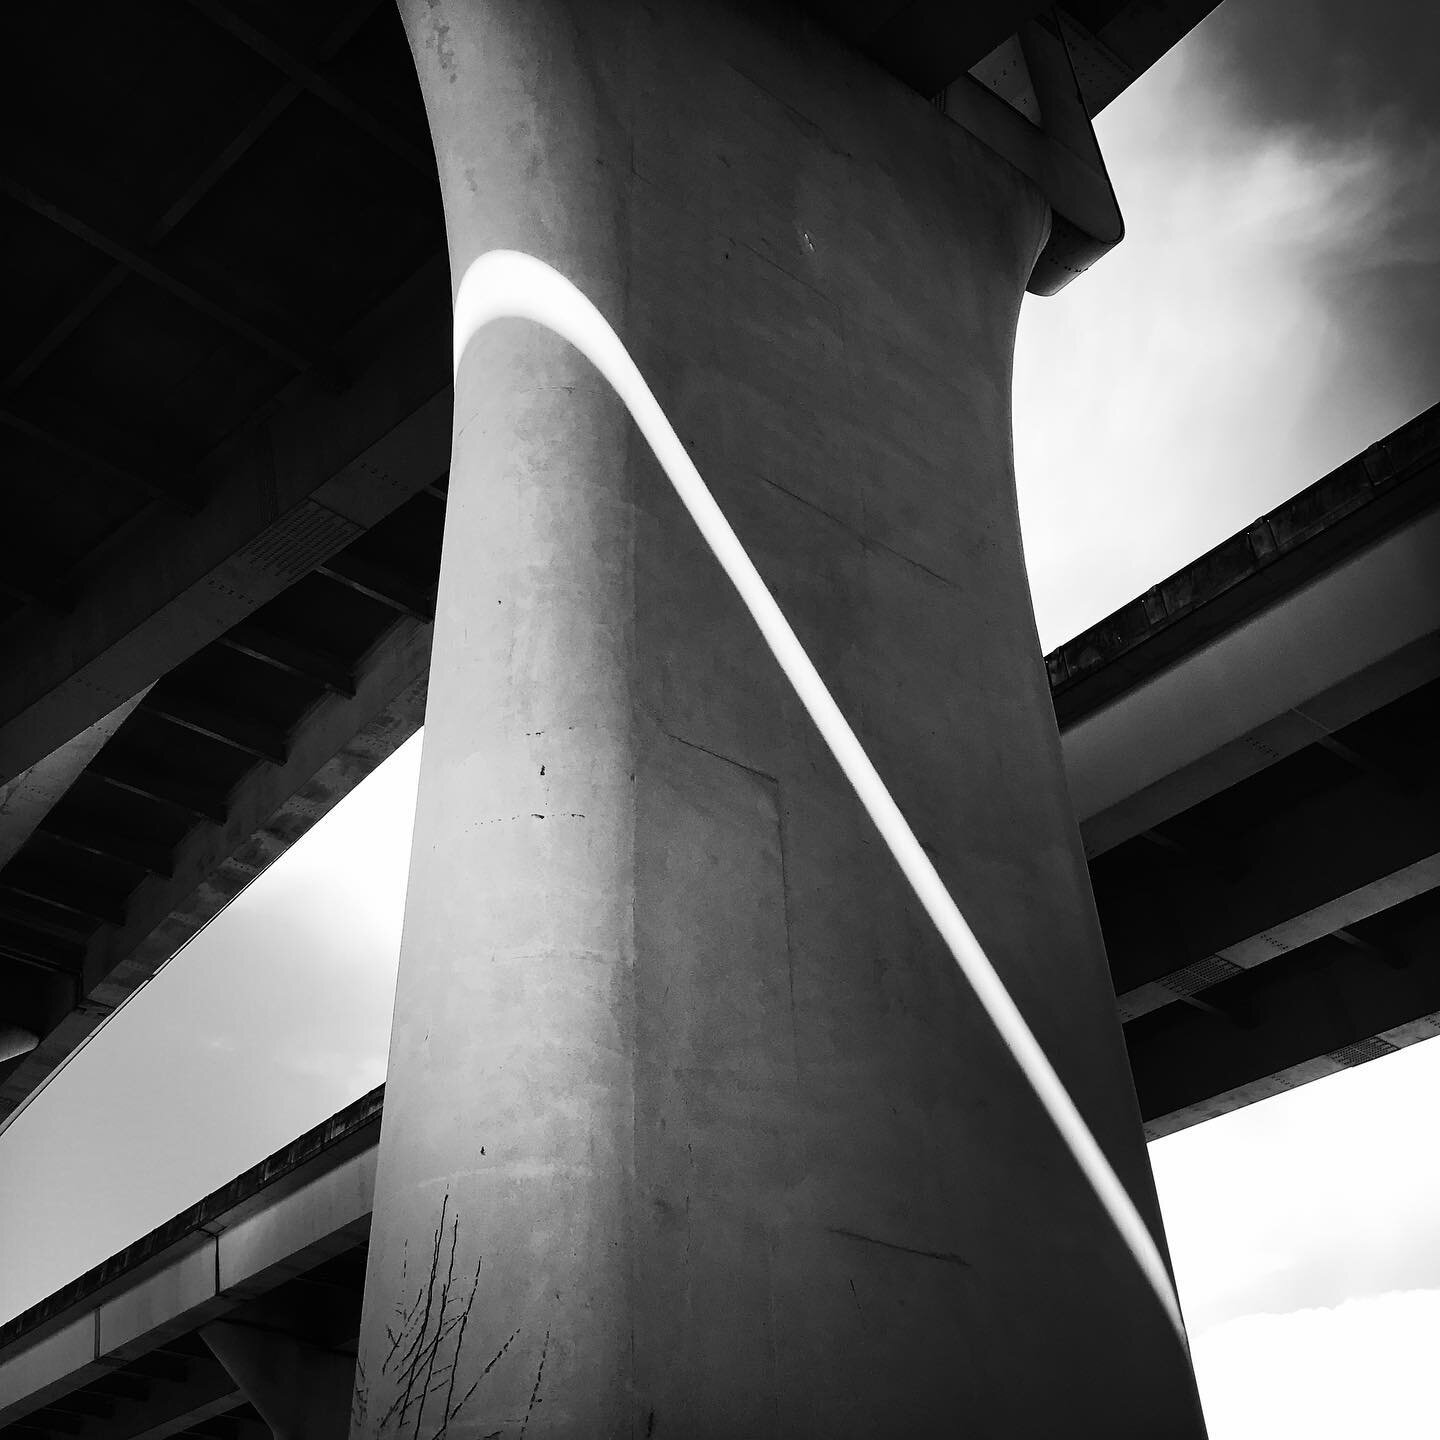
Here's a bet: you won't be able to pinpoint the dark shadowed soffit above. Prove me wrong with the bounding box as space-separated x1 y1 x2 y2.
0 0 1228 1129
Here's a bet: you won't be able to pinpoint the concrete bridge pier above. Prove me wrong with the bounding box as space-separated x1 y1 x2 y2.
353 1 1207 1434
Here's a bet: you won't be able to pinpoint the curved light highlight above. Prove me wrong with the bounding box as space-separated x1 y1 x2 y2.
453 248 1189 1348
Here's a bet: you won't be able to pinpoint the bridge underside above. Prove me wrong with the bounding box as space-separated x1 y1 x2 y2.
0 0 1215 1124
1 0 1436 1155
0 0 1436 1432
1055 403 1440 1137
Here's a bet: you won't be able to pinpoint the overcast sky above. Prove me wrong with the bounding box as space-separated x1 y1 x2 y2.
3 2 1439 1434
1018 0 1440 648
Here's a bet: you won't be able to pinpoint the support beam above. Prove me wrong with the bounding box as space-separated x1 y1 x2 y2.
0 615 429 1124
184 0 432 176
0 259 450 792
201 1323 351 1440
315 557 434 619
1102 767 1440 1021
0 881 123 930
0 692 149 869
1132 896 1440 1137
54 1363 241 1440
0 406 195 515
141 694 289 766
354 3 1204 1435
0 923 84 975
219 624 356 698
88 755 230 825
18 1412 84 1435
0 181 330 376
2 0 386 394
87 1378 151 1406
36 1393 115 1420
1 268 128 392
0 897 99 942
35 821 175 879
1333 925 1411 970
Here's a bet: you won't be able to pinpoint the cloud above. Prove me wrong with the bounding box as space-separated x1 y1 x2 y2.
1191 1289 1440 1439
1013 9 1440 650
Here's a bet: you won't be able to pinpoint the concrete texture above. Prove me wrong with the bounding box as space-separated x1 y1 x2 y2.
357 2 1206 1435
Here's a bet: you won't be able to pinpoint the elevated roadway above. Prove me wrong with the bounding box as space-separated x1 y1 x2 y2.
0 0 1219 1124
0 1092 381 1440
3 385 1435 1143
1058 400 1440 1135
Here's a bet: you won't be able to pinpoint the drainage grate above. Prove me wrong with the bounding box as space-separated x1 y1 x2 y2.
1328 1037 1399 1068
1159 955 1243 997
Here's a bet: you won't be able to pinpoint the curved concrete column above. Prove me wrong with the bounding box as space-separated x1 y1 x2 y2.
354 2 1207 1435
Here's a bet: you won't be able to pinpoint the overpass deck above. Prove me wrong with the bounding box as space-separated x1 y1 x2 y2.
3 0 1434 1152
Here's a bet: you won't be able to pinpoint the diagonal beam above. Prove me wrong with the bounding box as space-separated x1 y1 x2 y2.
3 0 386 394
0 179 329 375
0 406 196 514
2 267 128 392
185 0 433 175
